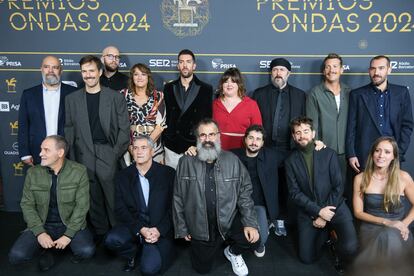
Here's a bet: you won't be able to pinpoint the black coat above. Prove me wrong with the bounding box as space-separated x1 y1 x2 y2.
114 162 175 267
163 75 213 153
253 83 306 148
285 147 344 218
232 148 280 221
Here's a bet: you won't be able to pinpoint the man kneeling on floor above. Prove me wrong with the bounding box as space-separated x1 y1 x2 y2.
105 135 175 275
173 118 260 276
285 116 357 271
9 135 95 271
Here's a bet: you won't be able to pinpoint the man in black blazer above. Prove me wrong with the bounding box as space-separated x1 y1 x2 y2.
65 55 130 238
18 55 76 165
232 125 279 257
285 116 357 269
105 135 175 275
346 55 413 173
163 49 213 169
252 58 306 236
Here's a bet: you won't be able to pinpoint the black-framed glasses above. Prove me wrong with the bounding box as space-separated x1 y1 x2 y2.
198 132 219 139
104 54 121 61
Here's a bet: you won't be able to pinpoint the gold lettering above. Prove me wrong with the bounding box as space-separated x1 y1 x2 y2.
346 13 359 32
46 12 60 31
328 13 345 32
87 0 100 11
271 13 290 32
67 0 85 10
287 0 299 11
311 13 326 32
292 13 307 32
63 13 77 31
8 0 20 10
78 12 90 31
9 12 27 31
257 0 268 11
272 0 284 11
359 0 372 11
338 0 356 11
22 0 34 10
28 12 43 30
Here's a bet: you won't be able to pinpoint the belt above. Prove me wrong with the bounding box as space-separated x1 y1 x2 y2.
131 124 155 133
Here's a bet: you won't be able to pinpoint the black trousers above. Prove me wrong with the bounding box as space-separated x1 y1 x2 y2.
190 215 260 274
296 203 358 264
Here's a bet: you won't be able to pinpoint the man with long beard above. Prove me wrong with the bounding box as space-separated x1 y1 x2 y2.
18 55 76 166
173 118 259 276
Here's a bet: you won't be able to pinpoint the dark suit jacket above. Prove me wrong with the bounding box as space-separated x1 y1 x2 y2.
253 83 306 148
346 83 413 168
232 148 280 221
18 83 76 164
114 162 175 267
64 86 130 173
285 146 344 218
163 75 213 153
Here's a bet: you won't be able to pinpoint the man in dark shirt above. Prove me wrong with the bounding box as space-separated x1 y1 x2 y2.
285 116 357 270
163 49 213 169
346 55 413 173
252 58 306 236
9 135 95 271
232 125 279 258
100 45 129 91
65 55 130 240
105 135 175 275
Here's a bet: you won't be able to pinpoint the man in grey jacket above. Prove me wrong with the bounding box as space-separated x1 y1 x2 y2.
173 118 259 276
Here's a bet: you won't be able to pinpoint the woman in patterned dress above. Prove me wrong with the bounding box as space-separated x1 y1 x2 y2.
120 63 166 164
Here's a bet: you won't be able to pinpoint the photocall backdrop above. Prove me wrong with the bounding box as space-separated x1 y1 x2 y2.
1 0 413 211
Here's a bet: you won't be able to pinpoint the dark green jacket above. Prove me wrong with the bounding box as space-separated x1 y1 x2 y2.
20 159 89 238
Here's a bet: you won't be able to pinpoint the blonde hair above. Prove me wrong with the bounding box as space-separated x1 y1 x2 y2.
360 137 401 212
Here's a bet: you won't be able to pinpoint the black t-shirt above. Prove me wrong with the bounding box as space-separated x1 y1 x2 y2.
86 92 108 144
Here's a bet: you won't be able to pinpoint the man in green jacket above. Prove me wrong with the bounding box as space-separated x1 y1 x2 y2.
9 135 95 271
306 53 352 201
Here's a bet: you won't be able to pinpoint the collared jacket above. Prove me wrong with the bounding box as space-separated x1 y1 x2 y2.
173 151 258 241
20 159 89 238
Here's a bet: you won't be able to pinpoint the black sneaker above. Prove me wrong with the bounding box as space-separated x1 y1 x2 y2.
123 256 136 272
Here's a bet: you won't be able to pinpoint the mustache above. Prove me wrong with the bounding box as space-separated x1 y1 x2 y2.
202 141 215 147
84 77 96 80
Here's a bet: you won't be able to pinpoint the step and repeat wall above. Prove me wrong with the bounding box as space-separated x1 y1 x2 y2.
1 0 414 211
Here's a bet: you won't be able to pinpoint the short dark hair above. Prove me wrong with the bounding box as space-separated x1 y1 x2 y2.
46 135 69 156
244 124 266 141
79 55 103 71
322 53 343 69
370 55 390 67
218 67 246 99
178 49 195 62
194 118 219 137
290 116 314 133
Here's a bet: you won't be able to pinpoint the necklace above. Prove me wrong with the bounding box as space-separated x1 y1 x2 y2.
372 173 388 181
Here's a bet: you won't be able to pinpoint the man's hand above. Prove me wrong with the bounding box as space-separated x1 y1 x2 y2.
314 140 326 151
54 236 71 249
348 157 360 173
146 228 161 243
243 227 259 243
37 233 55 249
22 157 34 166
312 217 327 229
139 227 151 240
184 146 197 156
318 206 336 221
184 234 192 241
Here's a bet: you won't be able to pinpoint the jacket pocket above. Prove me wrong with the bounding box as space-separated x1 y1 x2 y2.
60 185 78 203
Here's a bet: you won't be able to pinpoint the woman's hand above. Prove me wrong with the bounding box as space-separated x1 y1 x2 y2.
386 220 410 241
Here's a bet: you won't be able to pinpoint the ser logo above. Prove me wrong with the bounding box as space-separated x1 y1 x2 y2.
149 59 178 68
390 61 398 69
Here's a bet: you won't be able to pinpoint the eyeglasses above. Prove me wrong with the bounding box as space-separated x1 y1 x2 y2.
104 54 121 61
198 132 219 139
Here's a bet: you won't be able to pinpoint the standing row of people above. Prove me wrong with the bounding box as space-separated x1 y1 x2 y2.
10 46 414 275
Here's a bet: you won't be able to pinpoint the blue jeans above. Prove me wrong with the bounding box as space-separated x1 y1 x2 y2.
255 205 269 247
9 223 95 264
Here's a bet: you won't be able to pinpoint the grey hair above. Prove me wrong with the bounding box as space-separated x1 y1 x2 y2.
132 134 155 149
45 135 69 156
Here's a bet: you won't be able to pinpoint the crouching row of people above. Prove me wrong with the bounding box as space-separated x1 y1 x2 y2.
9 116 414 275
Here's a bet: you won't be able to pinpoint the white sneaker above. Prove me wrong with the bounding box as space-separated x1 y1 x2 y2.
274 220 287 236
224 246 248 276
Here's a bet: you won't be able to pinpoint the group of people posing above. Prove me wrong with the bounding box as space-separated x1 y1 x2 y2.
8 46 414 275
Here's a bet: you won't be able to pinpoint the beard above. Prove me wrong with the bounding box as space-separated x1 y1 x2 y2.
197 139 221 162
42 73 60 86
105 62 118 72
371 75 387 87
246 146 260 154
271 76 286 89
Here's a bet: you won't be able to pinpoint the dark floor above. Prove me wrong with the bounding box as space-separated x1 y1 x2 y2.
0 211 341 276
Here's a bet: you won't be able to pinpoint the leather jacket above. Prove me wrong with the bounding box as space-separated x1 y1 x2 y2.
173 151 258 241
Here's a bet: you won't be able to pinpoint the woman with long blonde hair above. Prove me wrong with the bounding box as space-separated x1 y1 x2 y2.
353 136 414 262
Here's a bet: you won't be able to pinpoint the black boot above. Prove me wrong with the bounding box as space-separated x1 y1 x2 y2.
123 256 136 272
